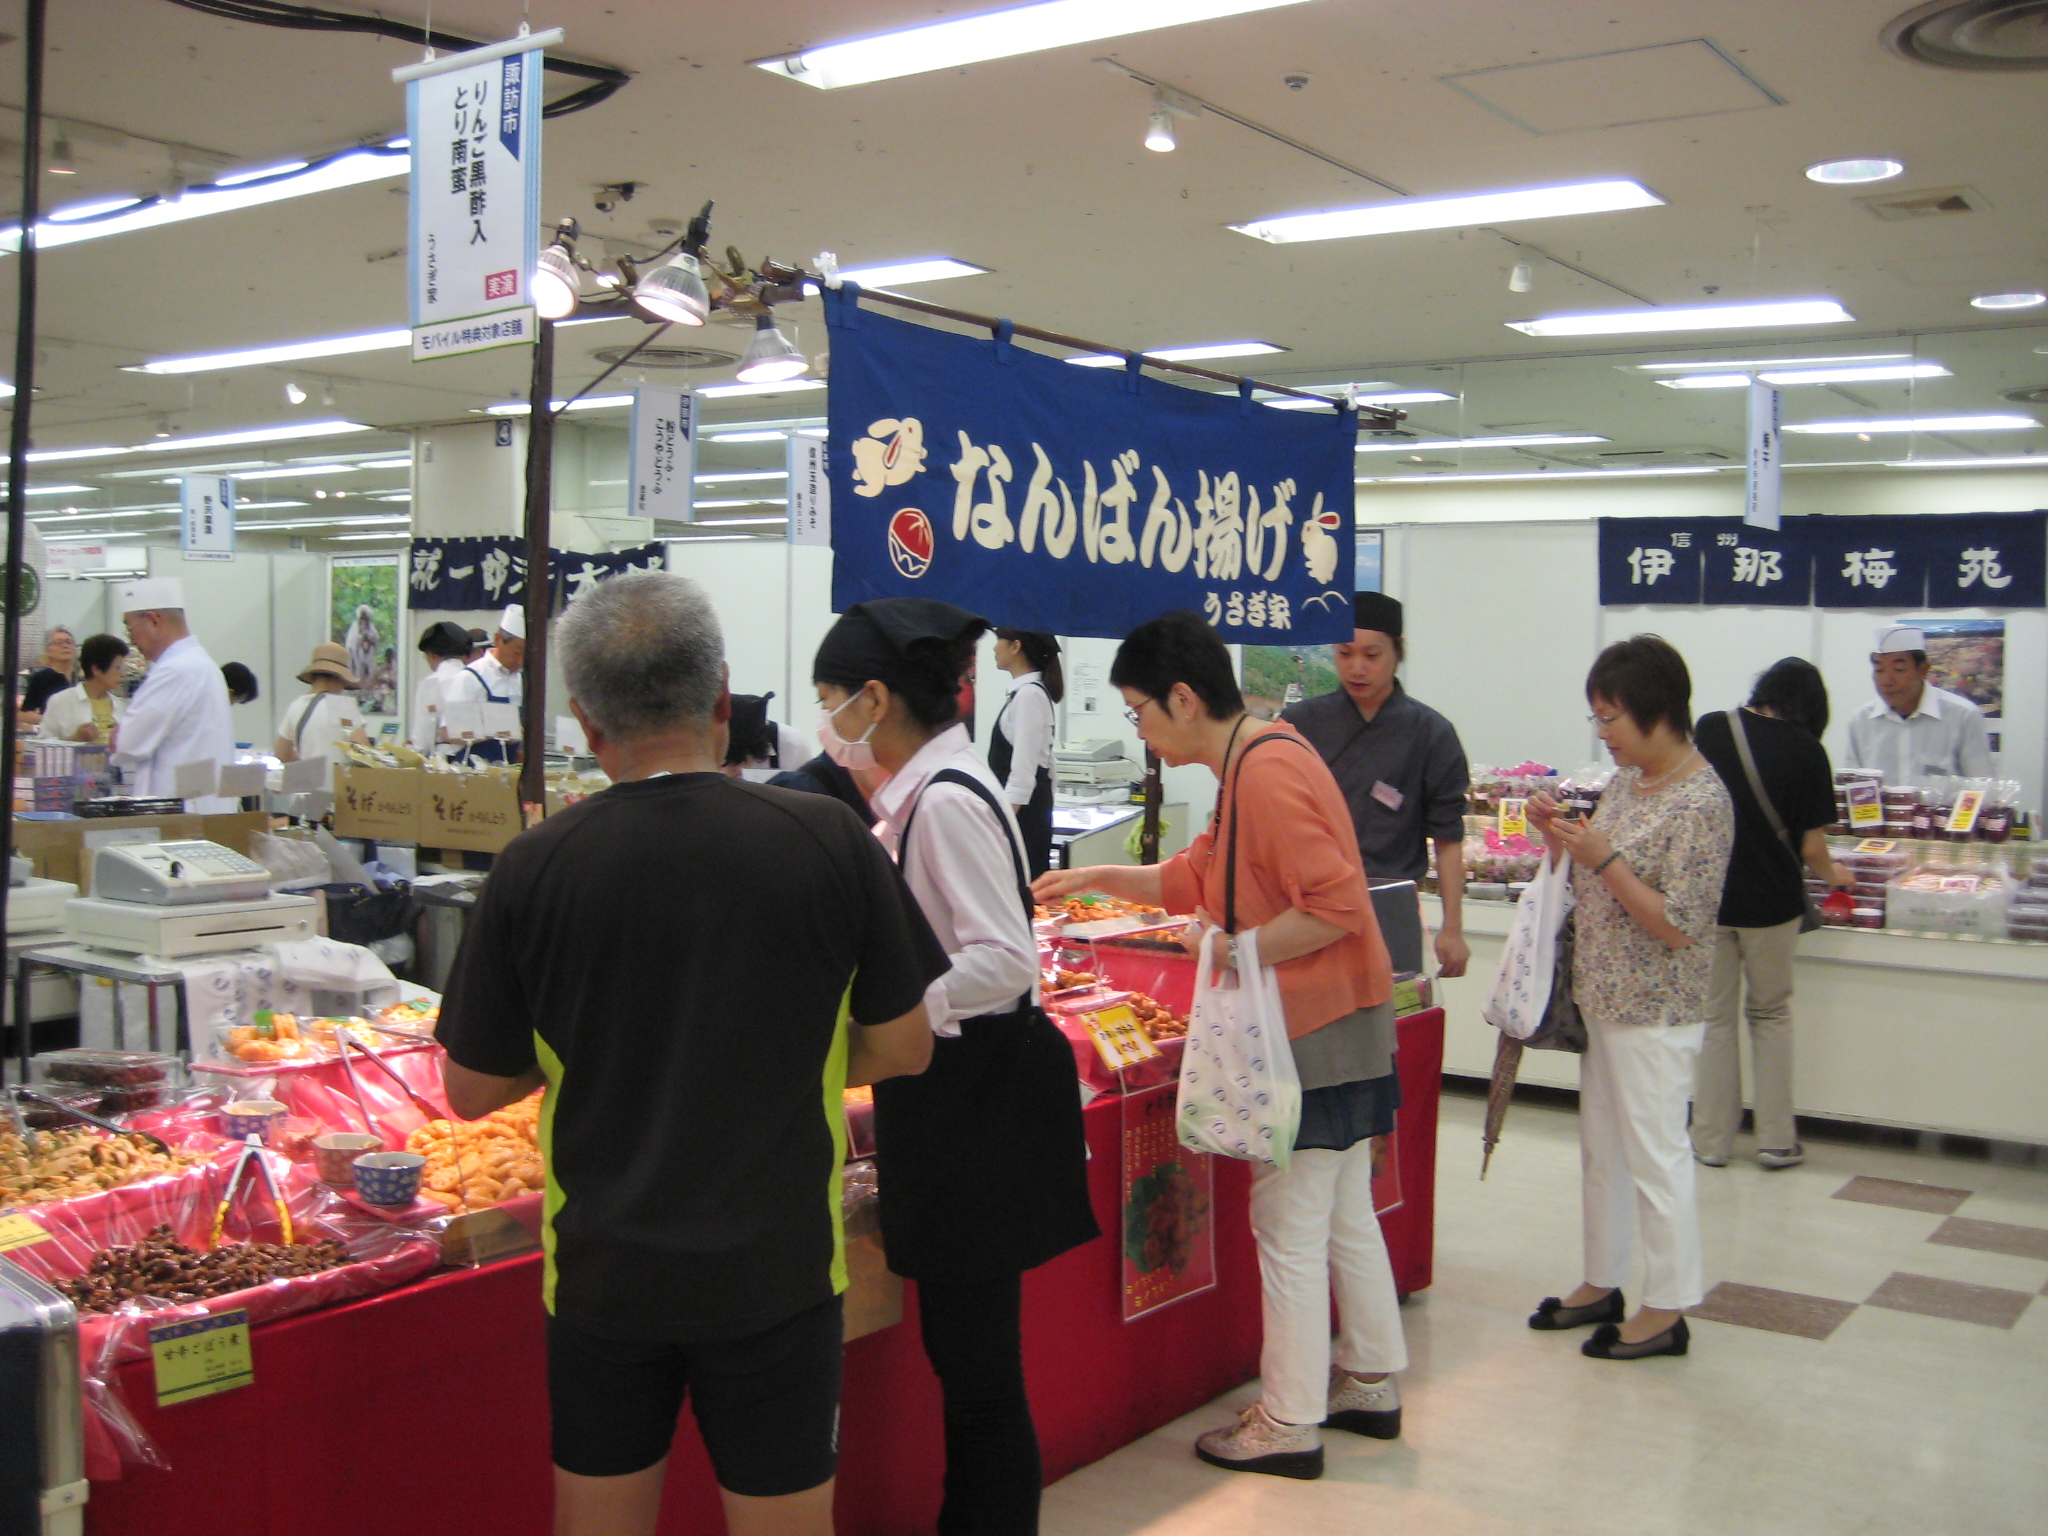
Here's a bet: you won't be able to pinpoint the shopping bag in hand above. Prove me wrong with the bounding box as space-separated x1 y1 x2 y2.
1482 852 1584 1051
1176 928 1302 1169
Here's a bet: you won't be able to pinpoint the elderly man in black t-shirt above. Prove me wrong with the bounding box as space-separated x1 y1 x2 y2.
1283 592 1472 977
437 570 946 1536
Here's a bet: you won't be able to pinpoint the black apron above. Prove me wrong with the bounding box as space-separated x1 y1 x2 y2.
458 662 519 765
988 682 1055 879
872 767 1099 1282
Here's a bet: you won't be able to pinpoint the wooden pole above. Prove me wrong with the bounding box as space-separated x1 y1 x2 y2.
517 320 556 813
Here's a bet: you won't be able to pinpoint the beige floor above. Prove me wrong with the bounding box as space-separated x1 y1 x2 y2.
1043 1092 2048 1536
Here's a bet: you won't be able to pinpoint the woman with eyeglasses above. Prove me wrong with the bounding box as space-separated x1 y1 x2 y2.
1036 611 1402 1482
1525 635 1733 1362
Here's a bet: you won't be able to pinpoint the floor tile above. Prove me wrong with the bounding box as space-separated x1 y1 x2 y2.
1862 1271 2034 1329
1830 1174 1972 1214
1687 1280 1857 1341
1925 1215 2048 1263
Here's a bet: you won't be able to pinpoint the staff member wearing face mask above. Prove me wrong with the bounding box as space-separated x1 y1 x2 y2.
813 598 1097 1536
988 630 1063 880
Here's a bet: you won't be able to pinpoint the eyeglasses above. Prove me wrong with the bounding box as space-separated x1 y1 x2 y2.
1123 698 1156 729
1587 710 1622 728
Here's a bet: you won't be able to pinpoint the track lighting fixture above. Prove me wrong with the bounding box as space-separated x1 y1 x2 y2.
633 201 716 326
49 136 76 175
284 381 308 405
735 312 810 384
1145 103 1176 153
152 416 173 439
1509 260 1533 294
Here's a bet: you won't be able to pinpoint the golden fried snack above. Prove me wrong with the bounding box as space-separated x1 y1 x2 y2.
406 1092 545 1211
0 1129 209 1209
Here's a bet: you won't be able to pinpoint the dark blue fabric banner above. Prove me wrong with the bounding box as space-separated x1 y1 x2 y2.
1596 518 1707 605
822 286 1356 643
406 537 666 611
1808 520 1929 608
1920 511 2046 609
1700 517 1812 606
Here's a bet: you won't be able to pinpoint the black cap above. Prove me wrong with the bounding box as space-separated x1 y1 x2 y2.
1353 591 1403 638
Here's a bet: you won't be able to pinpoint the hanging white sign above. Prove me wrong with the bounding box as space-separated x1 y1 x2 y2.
628 385 695 520
1745 383 1783 533
180 476 235 562
400 33 556 361
788 435 831 547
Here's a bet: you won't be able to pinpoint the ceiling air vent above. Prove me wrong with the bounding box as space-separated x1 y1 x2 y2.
589 344 737 369
1883 2 2048 70
2002 384 2048 405
1855 184 1990 220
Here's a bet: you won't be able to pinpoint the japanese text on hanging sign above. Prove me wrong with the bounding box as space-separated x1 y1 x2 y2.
407 537 667 611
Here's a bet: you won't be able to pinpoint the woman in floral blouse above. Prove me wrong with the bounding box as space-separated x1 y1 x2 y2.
1527 636 1733 1361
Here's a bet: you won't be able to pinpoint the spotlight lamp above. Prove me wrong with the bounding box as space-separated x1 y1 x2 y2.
284 381 308 405
735 311 810 384
1509 260 1534 294
1145 105 1176 153
632 200 717 326
1142 85 1199 155
534 219 583 320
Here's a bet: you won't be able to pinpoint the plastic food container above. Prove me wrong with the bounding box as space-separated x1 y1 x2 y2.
1885 868 2012 937
31 1049 180 1090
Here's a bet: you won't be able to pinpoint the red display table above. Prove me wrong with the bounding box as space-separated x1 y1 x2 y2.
86 1010 1441 1536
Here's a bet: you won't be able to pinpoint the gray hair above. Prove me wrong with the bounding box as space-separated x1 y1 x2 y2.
556 570 724 740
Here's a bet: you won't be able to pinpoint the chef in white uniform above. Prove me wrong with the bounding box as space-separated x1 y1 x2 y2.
438 604 526 761
1845 623 1994 785
110 577 237 813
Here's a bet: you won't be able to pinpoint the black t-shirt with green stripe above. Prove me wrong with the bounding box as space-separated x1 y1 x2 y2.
438 773 947 1344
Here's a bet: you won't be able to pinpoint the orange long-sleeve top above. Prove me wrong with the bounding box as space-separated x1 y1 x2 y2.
1156 723 1394 1040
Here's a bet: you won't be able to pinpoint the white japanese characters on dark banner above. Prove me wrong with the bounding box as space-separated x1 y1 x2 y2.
822 288 1356 643
404 41 545 360
406 538 666 611
1598 512 2045 609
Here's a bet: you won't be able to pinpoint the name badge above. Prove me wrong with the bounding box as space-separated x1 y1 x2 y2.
1371 780 1405 812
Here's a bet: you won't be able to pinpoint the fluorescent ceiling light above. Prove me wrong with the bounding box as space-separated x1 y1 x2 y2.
1233 179 1663 245
176 463 359 482
485 395 635 415
356 457 413 470
757 0 1311 88
1354 433 1606 453
234 500 308 510
1805 158 1903 185
1508 300 1854 337
106 460 272 479
140 421 373 452
1784 415 2038 434
836 258 988 287
696 379 828 399
1655 373 1754 390
1634 353 1908 372
696 471 788 484
1971 291 2046 311
666 534 758 543
325 532 413 541
1887 456 2048 469
129 329 410 375
796 427 828 437
1657 363 1953 389
33 506 179 520
695 498 790 509
696 516 790 526
1068 341 1284 368
25 446 124 463
706 430 791 443
1352 391 1456 406
24 484 91 495
253 515 412 531
6 145 408 253
1357 466 1722 484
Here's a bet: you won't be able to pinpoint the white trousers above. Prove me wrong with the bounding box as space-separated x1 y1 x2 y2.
1580 1013 1707 1312
1250 1140 1408 1426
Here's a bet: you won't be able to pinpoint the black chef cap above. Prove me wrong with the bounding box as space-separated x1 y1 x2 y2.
1353 591 1404 639
418 620 473 659
724 693 774 766
814 599 988 728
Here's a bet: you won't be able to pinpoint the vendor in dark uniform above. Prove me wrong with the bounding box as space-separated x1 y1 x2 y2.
1282 592 1473 977
813 599 1097 1536
989 629 1062 879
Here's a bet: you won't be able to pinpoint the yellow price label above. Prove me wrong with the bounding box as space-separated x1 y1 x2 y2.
1946 790 1984 835
1497 798 1529 838
150 1308 254 1408
1081 1004 1160 1072
0 1213 51 1253
1854 838 1898 854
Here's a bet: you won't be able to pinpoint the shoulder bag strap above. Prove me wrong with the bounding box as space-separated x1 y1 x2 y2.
1727 708 1807 870
293 695 319 752
1221 730 1315 934
897 767 1035 919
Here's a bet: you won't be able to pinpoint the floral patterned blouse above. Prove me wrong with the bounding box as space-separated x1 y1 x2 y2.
1571 762 1734 1026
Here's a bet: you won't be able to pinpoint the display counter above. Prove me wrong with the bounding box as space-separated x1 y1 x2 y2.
1429 894 2048 1146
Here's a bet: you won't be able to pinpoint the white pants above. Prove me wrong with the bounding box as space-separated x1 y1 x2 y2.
1694 920 1801 1156
1250 1140 1408 1426
1580 1013 1707 1312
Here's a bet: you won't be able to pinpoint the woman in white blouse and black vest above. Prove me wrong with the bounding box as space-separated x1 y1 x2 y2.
989 629 1062 879
812 599 1096 1536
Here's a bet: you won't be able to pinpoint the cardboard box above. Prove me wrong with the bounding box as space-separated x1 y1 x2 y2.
419 771 523 854
331 764 426 842
11 810 270 893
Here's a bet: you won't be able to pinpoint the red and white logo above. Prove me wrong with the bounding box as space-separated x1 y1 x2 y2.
888 508 934 579
484 270 520 301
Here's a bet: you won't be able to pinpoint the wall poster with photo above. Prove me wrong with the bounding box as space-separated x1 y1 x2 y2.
331 556 402 716
1242 531 1383 720
1916 617 2004 754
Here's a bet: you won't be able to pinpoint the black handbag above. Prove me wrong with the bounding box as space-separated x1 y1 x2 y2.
1524 908 1587 1053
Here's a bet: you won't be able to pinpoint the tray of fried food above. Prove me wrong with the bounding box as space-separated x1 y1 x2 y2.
1034 894 1171 936
0 1126 211 1210
1124 990 1189 1041
372 998 440 1037
408 1091 544 1211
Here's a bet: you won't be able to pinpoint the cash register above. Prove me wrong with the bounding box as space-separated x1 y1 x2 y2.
64 840 318 958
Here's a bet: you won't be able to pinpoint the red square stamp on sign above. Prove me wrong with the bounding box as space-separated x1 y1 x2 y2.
484 270 520 300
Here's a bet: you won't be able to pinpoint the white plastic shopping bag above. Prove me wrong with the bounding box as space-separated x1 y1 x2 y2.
1176 928 1302 1169
1483 852 1575 1041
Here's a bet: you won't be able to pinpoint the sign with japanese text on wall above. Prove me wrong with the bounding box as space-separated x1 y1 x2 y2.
405 42 544 360
1597 511 2046 609
789 434 831 548
179 476 235 562
823 287 1356 643
406 537 667 611
628 384 694 519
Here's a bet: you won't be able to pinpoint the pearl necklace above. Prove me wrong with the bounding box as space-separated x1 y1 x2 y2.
1634 748 1699 794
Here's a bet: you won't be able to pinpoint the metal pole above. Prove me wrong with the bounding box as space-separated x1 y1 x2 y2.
1 0 47 1083
517 319 556 812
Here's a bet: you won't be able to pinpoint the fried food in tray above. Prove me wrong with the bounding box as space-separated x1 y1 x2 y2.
1033 895 1170 926
57 1224 350 1313
0 1128 210 1210
1123 991 1188 1041
408 1092 544 1210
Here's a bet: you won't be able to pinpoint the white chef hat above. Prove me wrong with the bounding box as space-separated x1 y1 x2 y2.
1873 623 1927 655
117 577 185 614
497 603 527 640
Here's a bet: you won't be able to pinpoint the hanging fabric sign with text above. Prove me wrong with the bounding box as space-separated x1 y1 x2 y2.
822 286 1356 642
406 538 667 611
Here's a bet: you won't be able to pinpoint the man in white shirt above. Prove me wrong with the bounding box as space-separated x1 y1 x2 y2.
1845 623 1994 786
110 578 238 813
439 605 526 760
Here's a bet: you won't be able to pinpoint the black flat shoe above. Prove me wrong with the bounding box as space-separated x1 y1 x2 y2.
1582 1317 1690 1360
1528 1291 1624 1331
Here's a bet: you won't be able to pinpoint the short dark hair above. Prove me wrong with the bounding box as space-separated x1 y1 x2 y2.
1749 657 1830 738
220 661 259 704
79 633 128 677
1111 611 1243 720
1587 634 1691 741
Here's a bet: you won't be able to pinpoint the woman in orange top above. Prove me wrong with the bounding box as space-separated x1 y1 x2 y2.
1036 610 1404 1483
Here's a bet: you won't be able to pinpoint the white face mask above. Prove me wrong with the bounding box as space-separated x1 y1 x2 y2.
817 694 879 771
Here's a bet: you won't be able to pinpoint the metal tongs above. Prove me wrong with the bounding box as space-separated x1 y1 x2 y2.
10 1086 174 1155
212 1133 294 1248
338 1030 442 1120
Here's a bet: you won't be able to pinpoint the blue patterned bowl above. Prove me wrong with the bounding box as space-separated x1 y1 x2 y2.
351 1151 426 1207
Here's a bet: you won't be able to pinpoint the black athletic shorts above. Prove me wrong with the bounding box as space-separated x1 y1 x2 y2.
546 1294 844 1493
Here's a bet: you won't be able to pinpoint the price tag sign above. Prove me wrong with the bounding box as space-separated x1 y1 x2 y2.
150 1308 253 1407
1081 1004 1159 1071
1846 782 1884 829
0 1213 51 1252
1854 838 1898 854
1946 790 1984 836
1497 798 1528 838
